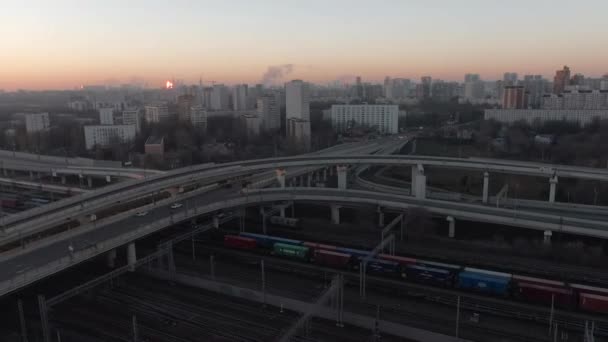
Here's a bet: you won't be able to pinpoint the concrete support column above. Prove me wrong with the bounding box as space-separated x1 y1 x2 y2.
2 167 7 177
549 176 558 203
543 230 552 245
280 207 286 218
411 164 426 199
275 168 286 188
482 172 489 204
127 243 137 272
446 216 456 238
377 208 385 227
212 216 220 229
337 165 348 190
106 249 117 268
105 175 111 183
87 176 93 188
307 174 311 187
323 168 328 182
61 175 66 184
331 204 341 225
29 171 34 180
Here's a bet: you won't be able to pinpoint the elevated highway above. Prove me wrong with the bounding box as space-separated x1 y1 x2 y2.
3 186 608 297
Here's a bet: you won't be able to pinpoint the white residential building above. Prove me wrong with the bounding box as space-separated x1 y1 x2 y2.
211 84 230 110
285 80 310 121
542 90 608 110
257 94 280 132
330 105 399 134
122 109 142 133
68 100 89 112
144 104 169 123
84 125 136 149
484 109 608 127
190 105 208 131
99 107 114 125
232 84 249 111
24 113 50 133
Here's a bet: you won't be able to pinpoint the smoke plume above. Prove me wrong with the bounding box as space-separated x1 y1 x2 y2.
261 64 294 86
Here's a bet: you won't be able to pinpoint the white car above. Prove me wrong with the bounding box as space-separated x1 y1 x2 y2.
170 203 183 209
135 211 148 217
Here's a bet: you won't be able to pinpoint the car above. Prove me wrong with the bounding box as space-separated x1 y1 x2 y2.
170 203 183 209
135 211 148 217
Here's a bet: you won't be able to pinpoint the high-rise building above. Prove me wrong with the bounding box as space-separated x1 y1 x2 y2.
285 80 310 121
385 78 411 101
232 84 249 111
601 75 608 91
522 75 547 108
287 118 311 152
177 94 196 122
464 74 480 83
122 108 142 133
553 66 571 94
144 104 170 123
247 84 264 109
503 72 518 86
257 94 280 132
542 90 608 110
330 105 399 134
570 73 585 86
240 114 260 139
24 113 50 133
355 76 363 98
99 107 114 125
210 84 230 110
431 80 459 102
190 105 208 132
419 76 432 99
502 86 527 109
83 125 136 150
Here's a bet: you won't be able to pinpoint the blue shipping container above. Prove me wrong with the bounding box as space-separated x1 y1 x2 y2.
334 247 370 259
239 233 301 248
362 258 401 276
405 265 453 286
457 271 510 296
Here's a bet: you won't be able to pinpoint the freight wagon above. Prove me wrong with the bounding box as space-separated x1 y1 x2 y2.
312 250 351 269
457 268 511 296
223 235 257 250
405 264 454 287
239 232 301 248
512 275 574 307
272 243 309 261
571 284 608 314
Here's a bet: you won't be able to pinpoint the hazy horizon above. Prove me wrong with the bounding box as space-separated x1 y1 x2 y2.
2 0 608 91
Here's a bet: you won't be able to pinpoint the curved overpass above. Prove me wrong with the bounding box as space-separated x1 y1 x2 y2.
3 152 608 244
2 186 608 297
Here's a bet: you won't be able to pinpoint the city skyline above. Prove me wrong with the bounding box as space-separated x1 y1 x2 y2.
2 0 608 90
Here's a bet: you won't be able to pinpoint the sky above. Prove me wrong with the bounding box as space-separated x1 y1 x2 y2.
1 0 608 90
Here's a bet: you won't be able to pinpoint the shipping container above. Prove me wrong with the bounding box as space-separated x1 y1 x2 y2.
418 260 461 272
405 264 453 287
223 235 257 250
457 271 511 296
579 293 608 314
364 258 402 277
239 233 301 248
272 243 309 261
334 246 370 259
512 275 573 307
312 250 351 269
0 198 18 209
302 242 337 251
378 254 416 266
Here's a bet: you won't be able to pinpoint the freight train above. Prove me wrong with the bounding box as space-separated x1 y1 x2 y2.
223 232 608 315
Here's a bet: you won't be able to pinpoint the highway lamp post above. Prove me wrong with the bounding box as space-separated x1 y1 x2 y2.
261 259 266 307
17 299 28 342
455 295 461 339
132 315 138 342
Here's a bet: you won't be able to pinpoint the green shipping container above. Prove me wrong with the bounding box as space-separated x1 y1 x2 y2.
273 243 309 260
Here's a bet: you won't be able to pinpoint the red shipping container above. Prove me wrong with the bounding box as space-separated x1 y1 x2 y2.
224 235 256 250
579 293 608 314
313 250 351 268
303 242 337 251
378 254 416 266
516 282 574 307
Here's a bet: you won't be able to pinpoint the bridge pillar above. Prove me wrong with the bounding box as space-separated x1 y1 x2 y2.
87 176 93 188
446 216 456 238
279 207 286 218
61 175 66 184
482 172 489 204
377 207 385 227
212 216 220 229
127 243 137 272
307 174 311 187
105 175 111 183
29 171 34 180
106 249 117 268
543 230 552 245
337 165 348 190
411 164 426 199
549 176 558 203
275 168 286 188
323 168 327 182
331 204 341 225
2 167 6 177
